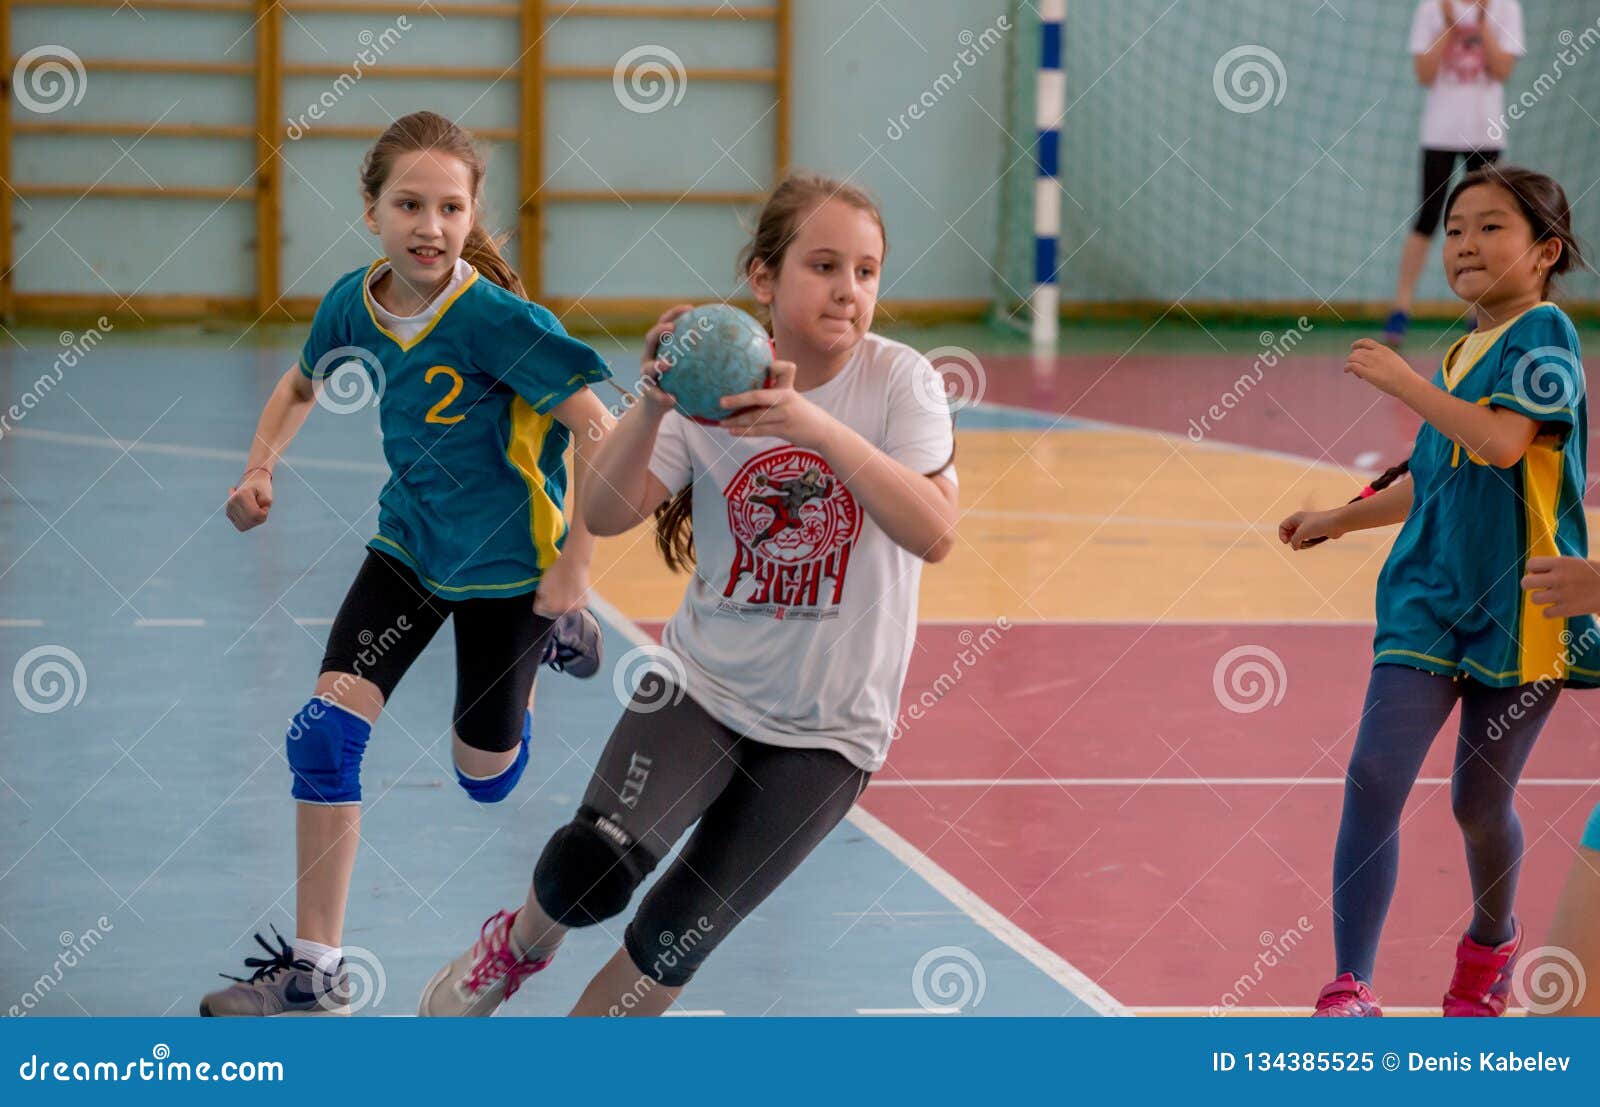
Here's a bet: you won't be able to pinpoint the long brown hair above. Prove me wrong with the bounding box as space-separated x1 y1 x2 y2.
653 173 889 572
359 110 524 296
1444 165 1589 298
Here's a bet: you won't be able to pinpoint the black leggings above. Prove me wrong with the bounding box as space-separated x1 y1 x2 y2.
320 550 556 752
541 673 870 987
1415 147 1500 236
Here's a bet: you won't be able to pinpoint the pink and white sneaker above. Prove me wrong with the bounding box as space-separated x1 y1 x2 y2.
417 909 551 1017
1442 920 1522 1017
1312 973 1383 1017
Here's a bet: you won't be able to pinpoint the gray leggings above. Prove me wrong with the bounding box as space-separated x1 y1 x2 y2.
535 673 870 986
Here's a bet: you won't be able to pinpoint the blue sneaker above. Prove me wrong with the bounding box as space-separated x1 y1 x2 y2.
541 608 602 679
1381 309 1408 348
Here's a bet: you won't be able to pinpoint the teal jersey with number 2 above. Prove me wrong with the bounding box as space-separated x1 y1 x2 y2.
299 260 612 598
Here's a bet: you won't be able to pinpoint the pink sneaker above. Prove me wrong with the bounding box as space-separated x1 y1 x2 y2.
1312 973 1383 1017
417 908 551 1017
1442 920 1522 1017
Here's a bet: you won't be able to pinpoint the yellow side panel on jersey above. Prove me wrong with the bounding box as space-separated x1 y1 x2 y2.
1519 441 1566 683
507 396 566 571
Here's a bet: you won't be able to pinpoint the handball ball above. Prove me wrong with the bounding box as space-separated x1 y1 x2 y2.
656 303 772 422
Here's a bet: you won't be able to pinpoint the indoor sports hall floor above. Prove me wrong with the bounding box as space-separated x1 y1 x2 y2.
2 317 1598 1016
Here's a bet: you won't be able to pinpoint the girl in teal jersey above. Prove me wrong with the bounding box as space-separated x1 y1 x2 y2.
1282 166 1592 1016
202 112 613 1016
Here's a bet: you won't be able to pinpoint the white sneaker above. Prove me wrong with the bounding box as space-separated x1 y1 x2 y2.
417 909 551 1017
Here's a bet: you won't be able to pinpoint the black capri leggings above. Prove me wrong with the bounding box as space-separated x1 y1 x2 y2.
555 672 870 988
1414 147 1500 236
320 549 556 752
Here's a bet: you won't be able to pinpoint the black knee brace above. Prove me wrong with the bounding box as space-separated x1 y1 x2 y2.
533 807 655 927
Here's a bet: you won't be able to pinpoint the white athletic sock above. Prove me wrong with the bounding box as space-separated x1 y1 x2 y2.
292 937 342 974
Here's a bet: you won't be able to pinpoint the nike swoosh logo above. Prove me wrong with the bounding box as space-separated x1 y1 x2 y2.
283 977 322 1006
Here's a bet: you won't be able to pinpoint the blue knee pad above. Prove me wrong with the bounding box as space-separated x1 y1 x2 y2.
1583 801 1600 852
286 699 372 805
456 712 530 804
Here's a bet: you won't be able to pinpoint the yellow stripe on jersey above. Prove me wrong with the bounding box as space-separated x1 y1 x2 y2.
507 396 567 570
1518 441 1567 683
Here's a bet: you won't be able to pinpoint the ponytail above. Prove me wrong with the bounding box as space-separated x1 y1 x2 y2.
462 222 525 298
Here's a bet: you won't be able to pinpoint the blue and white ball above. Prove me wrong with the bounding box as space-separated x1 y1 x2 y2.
656 303 772 423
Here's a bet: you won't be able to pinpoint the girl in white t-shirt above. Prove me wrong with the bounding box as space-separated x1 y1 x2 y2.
418 173 960 1016
1384 0 1524 346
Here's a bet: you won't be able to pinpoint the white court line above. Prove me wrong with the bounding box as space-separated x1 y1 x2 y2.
857 1007 959 1015
293 617 334 627
0 619 44 627
585 593 1132 1019
876 777 1600 788
133 618 206 628
3 427 387 474
663 1009 726 1017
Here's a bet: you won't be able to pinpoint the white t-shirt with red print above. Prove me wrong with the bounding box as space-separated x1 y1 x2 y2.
647 331 957 772
1409 0 1525 151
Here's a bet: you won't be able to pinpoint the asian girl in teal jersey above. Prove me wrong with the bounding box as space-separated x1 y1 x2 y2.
1281 167 1593 1017
200 112 615 1016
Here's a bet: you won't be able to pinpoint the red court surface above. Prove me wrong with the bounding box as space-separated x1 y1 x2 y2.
864 620 1600 1011
980 351 1600 502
